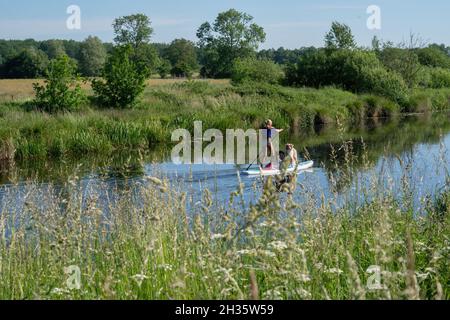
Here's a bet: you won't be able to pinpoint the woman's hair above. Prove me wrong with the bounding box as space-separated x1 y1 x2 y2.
265 119 273 127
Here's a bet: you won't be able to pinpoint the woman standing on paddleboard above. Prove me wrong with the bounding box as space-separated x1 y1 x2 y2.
262 119 283 169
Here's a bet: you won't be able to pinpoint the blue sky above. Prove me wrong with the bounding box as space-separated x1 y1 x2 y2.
0 0 449 48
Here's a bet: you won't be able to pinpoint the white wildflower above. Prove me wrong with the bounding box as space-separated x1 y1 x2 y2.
211 233 226 240
132 274 148 287
325 268 344 275
268 241 288 251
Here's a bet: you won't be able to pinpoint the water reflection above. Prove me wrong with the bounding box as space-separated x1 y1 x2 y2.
0 113 449 213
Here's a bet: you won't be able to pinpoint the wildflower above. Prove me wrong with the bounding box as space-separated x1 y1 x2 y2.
263 289 283 300
325 268 344 275
236 249 257 257
157 264 173 271
211 233 226 240
268 241 288 251
296 274 311 282
259 250 276 258
51 288 70 295
295 288 312 299
131 274 148 287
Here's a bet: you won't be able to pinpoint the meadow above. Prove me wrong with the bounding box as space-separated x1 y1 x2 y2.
1 79 450 163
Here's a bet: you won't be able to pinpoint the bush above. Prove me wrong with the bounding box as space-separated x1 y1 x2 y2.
360 66 409 105
231 57 284 85
33 55 85 113
428 67 450 89
285 49 330 87
157 59 172 79
285 49 408 104
92 45 149 108
417 47 450 69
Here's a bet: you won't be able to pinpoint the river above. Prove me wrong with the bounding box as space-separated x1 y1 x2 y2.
0 113 449 215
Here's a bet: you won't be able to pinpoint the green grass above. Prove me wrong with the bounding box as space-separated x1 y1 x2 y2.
0 147 448 300
1 81 450 163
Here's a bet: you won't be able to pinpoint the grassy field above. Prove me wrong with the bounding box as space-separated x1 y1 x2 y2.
0 149 448 300
1 79 450 163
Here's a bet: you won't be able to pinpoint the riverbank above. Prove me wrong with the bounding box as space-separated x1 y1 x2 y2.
1 79 450 162
0 158 448 299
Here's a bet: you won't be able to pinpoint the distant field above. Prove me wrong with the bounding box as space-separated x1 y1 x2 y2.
0 78 230 101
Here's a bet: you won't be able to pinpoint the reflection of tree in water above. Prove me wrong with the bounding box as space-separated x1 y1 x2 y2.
292 114 450 192
0 144 172 185
1 113 450 191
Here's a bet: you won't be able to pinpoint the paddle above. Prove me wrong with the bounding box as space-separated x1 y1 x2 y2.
246 148 266 171
245 129 284 171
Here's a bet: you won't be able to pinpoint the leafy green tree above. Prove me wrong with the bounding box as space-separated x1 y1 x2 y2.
231 57 283 85
417 46 450 69
325 22 356 50
285 49 408 103
135 43 160 74
113 14 153 49
33 55 85 112
112 14 158 73
428 67 450 88
1 48 49 78
379 47 421 87
285 49 329 87
197 9 266 78
164 39 198 77
92 45 149 108
157 58 172 79
78 36 107 76
40 40 66 59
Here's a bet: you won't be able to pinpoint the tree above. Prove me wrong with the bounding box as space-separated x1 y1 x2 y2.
157 58 172 79
164 39 199 77
417 46 450 68
113 14 153 49
92 45 149 108
197 9 266 78
1 48 49 78
285 49 408 104
112 14 158 73
78 36 107 76
379 47 421 88
231 57 284 85
325 22 356 50
40 40 66 59
33 55 85 112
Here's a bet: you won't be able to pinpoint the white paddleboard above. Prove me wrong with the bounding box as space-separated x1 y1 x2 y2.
242 160 314 176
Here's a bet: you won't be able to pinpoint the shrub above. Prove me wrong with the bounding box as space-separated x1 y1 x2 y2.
417 47 450 69
231 57 284 85
285 49 330 87
92 45 149 108
157 59 172 79
360 66 409 105
428 67 450 89
378 47 421 88
286 49 408 104
33 55 85 113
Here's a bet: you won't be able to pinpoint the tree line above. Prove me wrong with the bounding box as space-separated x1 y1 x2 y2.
3 9 450 111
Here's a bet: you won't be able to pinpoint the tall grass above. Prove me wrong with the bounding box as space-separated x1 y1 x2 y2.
1 81 450 162
0 143 448 300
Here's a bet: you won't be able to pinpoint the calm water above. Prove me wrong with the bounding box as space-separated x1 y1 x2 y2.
0 113 449 214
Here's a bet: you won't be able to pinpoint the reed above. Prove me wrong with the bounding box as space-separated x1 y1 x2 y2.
0 141 448 300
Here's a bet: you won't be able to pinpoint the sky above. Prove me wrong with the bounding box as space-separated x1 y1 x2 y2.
0 0 449 49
